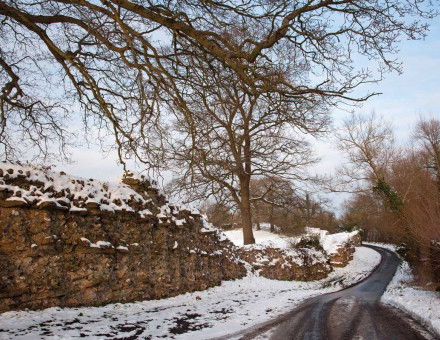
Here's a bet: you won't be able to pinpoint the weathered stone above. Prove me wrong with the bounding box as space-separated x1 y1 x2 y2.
328 245 355 267
37 201 57 209
85 201 100 209
0 198 27 207
350 232 362 246
327 231 361 267
238 247 331 281
0 164 348 314
0 206 246 313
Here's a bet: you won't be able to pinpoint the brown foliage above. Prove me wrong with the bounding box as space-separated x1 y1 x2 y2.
340 117 440 286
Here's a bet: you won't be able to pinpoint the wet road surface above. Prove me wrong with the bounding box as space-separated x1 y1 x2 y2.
229 245 437 340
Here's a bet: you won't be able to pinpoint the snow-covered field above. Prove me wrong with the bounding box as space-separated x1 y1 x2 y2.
223 224 291 247
0 247 380 340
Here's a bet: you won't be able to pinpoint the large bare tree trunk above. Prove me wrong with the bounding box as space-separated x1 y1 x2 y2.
240 119 255 245
240 174 255 245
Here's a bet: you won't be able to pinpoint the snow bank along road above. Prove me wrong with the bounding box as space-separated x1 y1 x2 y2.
227 246 437 340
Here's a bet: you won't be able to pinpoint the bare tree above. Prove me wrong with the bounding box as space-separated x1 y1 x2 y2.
414 117 440 196
202 200 235 230
251 177 337 235
338 115 440 282
165 54 323 243
335 113 398 203
251 176 300 233
340 191 394 241
0 0 435 163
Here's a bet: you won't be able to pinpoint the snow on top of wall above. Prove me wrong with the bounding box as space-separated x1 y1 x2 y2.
0 162 234 247
122 170 157 187
0 163 192 224
0 162 146 212
243 240 328 267
227 226 358 255
225 226 359 266
199 219 229 242
306 227 359 255
224 227 328 267
320 231 359 255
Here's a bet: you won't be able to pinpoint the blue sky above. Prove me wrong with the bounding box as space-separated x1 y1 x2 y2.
58 17 440 212
311 17 440 211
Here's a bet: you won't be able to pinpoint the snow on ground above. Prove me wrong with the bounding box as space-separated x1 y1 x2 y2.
223 223 292 247
225 225 359 255
224 225 325 267
370 246 440 336
383 262 440 335
322 246 381 288
365 242 440 335
0 247 380 340
224 226 360 268
306 227 359 255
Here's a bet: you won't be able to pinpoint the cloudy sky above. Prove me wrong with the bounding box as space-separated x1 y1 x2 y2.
57 17 440 212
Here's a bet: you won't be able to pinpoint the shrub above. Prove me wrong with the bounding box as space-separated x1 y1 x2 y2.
294 235 323 251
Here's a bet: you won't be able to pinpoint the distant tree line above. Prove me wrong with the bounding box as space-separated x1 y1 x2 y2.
203 176 338 236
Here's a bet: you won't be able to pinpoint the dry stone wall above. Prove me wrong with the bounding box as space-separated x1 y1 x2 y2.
0 163 363 313
0 164 245 313
305 228 362 267
327 232 361 267
238 246 331 281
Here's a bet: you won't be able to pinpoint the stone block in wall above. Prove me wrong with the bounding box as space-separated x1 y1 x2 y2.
0 207 246 313
238 246 331 281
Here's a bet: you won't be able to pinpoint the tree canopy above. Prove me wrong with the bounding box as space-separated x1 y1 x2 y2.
1 0 435 162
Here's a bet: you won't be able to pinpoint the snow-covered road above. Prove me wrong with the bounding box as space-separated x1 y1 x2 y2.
0 247 380 340
238 246 436 340
363 242 440 335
